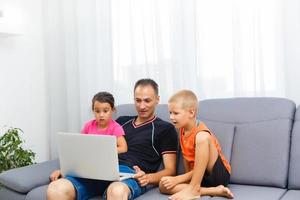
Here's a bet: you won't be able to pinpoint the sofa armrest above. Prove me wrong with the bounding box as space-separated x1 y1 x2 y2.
0 159 59 193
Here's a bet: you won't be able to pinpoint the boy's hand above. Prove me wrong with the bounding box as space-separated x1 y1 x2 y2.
133 165 149 186
49 170 62 182
160 176 178 189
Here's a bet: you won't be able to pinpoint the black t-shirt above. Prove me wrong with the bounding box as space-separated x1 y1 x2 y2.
117 116 178 173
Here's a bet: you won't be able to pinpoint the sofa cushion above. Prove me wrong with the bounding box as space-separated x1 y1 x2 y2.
230 120 291 188
25 185 48 200
198 97 295 123
114 104 136 118
0 187 25 200
0 159 59 193
135 187 211 200
214 184 287 200
280 190 300 200
288 106 300 189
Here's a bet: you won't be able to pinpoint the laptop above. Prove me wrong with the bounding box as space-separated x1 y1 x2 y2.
56 132 135 181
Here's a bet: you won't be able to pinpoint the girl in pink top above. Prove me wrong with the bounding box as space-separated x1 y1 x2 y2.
50 92 127 181
81 91 127 153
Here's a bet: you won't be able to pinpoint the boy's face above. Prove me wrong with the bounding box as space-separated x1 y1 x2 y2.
93 101 114 129
168 101 193 129
134 85 159 121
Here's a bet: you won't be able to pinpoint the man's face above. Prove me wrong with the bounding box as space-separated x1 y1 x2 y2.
134 85 159 121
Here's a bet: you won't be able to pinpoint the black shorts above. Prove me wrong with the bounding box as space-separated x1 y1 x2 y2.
201 156 230 187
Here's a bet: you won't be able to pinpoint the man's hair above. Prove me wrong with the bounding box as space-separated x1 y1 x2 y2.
92 91 115 110
134 78 159 95
169 90 198 111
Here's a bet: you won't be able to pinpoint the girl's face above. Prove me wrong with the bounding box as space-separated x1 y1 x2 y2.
93 101 114 129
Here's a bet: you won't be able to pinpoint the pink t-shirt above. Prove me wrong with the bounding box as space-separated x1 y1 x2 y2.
81 119 125 137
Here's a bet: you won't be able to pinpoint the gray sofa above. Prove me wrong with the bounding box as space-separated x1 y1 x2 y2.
1 97 300 200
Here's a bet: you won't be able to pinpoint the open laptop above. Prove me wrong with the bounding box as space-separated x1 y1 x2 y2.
56 132 135 181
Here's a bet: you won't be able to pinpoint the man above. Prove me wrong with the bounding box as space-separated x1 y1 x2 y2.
47 78 178 200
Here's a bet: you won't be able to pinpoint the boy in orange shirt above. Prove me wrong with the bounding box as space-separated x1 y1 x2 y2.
159 90 234 200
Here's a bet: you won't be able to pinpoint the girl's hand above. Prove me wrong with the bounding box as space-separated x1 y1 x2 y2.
49 170 62 182
160 176 178 190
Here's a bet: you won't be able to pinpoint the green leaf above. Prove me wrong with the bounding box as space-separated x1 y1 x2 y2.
0 127 36 173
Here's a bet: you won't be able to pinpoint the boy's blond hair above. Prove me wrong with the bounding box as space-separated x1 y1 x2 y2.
168 90 198 112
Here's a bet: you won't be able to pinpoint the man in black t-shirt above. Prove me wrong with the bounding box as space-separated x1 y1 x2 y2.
47 79 178 200
105 79 178 199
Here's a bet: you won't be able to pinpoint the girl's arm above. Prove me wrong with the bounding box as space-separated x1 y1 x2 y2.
117 136 128 153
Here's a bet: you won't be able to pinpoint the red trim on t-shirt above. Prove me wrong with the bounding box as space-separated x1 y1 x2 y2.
132 116 157 128
161 151 177 155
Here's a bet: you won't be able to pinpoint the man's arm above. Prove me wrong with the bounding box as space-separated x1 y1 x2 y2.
133 153 177 186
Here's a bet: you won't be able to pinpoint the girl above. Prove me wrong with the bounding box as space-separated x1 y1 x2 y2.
81 91 127 153
50 91 127 182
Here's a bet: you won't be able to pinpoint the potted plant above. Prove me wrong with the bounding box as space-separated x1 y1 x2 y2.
0 127 36 174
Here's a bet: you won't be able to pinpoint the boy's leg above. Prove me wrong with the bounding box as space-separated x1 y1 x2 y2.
200 185 233 198
200 155 233 198
159 182 189 195
169 132 217 200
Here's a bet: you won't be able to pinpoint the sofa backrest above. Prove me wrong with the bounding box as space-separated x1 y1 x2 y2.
198 97 295 188
288 105 300 189
115 98 296 188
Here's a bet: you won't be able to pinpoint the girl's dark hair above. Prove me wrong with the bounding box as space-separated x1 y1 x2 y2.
134 78 159 95
92 92 115 110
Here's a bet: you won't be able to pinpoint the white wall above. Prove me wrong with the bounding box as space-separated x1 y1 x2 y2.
0 0 49 162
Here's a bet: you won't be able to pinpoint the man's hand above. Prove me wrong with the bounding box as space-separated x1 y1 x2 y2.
49 170 62 182
133 166 150 187
160 176 178 190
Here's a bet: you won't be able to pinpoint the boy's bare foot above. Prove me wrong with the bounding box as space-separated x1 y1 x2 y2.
214 185 234 199
168 186 200 200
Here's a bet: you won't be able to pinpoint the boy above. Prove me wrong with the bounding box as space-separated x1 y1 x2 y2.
159 90 233 200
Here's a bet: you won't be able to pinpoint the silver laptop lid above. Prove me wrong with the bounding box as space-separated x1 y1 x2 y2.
57 132 120 181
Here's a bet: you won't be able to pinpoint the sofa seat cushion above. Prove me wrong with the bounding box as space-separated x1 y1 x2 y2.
209 184 286 200
0 159 59 193
280 190 300 200
135 187 211 200
25 185 48 200
0 187 25 200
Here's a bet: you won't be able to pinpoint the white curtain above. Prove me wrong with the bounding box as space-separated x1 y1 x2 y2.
44 0 299 158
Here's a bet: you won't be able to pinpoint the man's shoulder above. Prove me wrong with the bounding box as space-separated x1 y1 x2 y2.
154 117 176 131
154 117 172 125
116 116 135 125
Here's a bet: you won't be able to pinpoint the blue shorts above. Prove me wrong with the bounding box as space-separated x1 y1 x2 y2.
65 165 147 200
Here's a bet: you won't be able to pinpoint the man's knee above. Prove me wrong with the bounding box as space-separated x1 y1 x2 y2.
106 182 130 199
47 179 75 200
